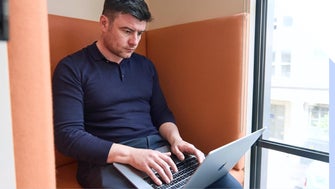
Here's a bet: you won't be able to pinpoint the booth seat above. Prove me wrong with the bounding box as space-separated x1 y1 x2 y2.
48 13 248 188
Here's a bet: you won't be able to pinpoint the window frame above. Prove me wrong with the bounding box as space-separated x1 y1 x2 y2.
249 0 329 188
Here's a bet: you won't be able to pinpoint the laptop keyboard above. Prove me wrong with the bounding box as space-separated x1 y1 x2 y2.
143 155 199 189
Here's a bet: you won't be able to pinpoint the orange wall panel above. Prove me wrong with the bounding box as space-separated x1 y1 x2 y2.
7 0 56 188
147 14 248 154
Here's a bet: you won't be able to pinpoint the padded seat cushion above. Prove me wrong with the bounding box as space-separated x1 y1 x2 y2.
56 162 81 189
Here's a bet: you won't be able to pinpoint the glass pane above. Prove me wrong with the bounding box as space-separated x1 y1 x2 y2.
262 0 330 153
260 149 329 189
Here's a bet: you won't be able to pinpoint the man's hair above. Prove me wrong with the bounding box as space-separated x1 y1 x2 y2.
102 0 152 22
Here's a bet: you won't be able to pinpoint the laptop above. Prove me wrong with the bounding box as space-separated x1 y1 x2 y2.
114 128 265 189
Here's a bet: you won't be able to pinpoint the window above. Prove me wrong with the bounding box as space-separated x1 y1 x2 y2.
280 51 291 63
271 51 292 78
250 0 330 188
283 16 293 27
308 104 329 129
269 103 287 141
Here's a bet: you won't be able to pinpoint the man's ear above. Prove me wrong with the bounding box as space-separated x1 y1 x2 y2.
100 15 109 31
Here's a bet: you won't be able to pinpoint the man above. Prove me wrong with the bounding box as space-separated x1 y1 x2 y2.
52 0 242 188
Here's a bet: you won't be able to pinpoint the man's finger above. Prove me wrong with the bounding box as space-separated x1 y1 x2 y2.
150 161 171 184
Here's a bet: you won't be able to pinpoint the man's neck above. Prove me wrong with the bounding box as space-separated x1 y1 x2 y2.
96 40 123 64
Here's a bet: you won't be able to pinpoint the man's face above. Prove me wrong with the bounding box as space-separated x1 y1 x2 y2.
101 13 147 62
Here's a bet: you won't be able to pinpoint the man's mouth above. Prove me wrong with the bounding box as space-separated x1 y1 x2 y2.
125 49 135 53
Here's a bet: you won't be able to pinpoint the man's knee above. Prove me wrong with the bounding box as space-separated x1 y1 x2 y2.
207 173 243 189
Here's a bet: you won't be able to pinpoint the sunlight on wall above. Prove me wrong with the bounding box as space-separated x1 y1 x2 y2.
0 42 16 189
146 0 248 29
47 0 104 21
47 0 248 30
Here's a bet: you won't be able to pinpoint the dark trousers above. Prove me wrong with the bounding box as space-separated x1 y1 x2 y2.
77 135 242 189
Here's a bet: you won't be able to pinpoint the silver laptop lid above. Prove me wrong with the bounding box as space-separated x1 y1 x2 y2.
184 128 265 188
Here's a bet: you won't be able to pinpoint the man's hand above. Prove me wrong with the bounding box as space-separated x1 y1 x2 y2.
128 148 178 186
159 122 206 163
107 144 178 186
170 139 205 163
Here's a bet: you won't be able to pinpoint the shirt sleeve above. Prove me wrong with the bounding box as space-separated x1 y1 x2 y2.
149 62 176 128
52 57 112 165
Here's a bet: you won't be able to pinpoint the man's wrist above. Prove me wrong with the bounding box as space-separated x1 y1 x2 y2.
106 143 134 164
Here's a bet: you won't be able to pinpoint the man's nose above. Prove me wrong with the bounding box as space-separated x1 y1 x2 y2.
129 33 141 46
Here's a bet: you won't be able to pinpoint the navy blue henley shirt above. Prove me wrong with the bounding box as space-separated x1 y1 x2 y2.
52 42 176 165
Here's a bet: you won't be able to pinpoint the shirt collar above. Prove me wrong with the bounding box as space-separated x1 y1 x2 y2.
87 41 105 61
87 41 131 65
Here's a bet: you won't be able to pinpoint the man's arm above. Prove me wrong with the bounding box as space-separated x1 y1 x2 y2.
53 57 113 165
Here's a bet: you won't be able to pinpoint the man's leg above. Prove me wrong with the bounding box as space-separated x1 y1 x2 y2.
77 162 135 189
206 172 243 189
101 164 136 188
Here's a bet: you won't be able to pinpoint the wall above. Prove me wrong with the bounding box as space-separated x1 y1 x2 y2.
0 42 16 189
146 0 249 29
7 0 56 188
47 0 104 22
47 0 248 30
